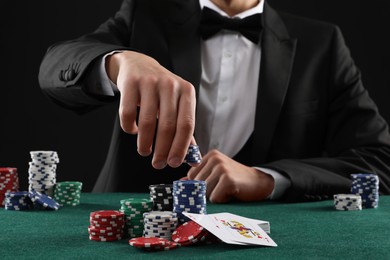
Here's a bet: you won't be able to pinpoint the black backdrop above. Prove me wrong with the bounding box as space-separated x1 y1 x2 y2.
1 0 389 192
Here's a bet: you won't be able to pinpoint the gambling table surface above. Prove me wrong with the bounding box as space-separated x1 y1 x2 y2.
1 193 389 259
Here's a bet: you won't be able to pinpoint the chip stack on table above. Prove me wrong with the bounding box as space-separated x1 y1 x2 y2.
143 211 178 240
129 237 179 251
333 194 362 211
89 210 125 242
54 181 83 206
351 173 380 208
171 220 215 246
172 180 207 223
28 190 60 210
149 184 173 211
119 198 153 238
0 167 19 206
184 145 202 164
28 151 59 197
4 191 33 211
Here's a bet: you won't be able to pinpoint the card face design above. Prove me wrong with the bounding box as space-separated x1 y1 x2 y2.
183 212 277 247
219 219 262 239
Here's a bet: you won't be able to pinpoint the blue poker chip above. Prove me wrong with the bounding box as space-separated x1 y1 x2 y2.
184 145 202 164
173 180 206 186
350 173 379 208
28 190 60 210
172 180 207 223
4 191 34 210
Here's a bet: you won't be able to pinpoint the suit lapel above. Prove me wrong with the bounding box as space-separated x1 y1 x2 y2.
160 1 297 163
163 0 202 92
252 2 297 163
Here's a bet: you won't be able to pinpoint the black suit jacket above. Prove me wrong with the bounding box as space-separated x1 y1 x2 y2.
38 0 390 201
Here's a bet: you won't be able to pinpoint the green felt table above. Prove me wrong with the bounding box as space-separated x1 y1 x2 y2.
1 193 389 259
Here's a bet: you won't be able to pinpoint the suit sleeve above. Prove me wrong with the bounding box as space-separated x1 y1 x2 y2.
262 26 390 202
38 0 136 114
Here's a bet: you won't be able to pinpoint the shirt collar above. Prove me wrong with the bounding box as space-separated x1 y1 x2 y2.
199 0 264 18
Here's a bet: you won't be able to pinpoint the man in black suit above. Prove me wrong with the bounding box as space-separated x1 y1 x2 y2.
38 0 390 202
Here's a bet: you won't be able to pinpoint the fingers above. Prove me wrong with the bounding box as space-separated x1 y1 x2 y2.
137 80 158 157
167 82 196 168
114 51 197 169
118 78 139 135
152 78 179 169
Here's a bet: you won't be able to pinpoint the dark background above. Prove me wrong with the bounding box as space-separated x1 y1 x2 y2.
1 0 389 192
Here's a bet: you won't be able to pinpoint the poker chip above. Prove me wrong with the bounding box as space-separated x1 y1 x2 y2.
28 151 59 197
89 234 123 242
350 173 379 208
88 210 125 242
333 194 362 211
0 168 19 207
119 198 153 238
184 145 202 164
129 237 179 251
91 210 124 220
28 190 60 210
171 220 209 246
173 180 207 223
143 211 178 240
54 181 82 206
149 184 173 211
4 191 33 210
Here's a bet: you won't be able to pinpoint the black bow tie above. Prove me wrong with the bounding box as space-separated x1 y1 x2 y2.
199 7 263 44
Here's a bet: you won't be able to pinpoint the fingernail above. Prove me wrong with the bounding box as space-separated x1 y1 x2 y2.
154 161 167 169
168 157 182 168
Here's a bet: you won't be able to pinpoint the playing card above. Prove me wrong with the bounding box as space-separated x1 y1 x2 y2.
183 212 277 247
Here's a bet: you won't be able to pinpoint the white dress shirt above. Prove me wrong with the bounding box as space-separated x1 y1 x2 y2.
91 0 291 199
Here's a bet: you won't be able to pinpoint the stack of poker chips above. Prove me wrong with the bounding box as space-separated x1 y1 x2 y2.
333 194 362 211
172 180 207 223
119 198 153 238
143 211 178 240
28 151 59 197
89 210 125 242
28 190 60 210
351 173 380 208
54 181 83 206
4 190 60 211
184 145 202 164
149 184 173 211
171 220 217 246
0 167 19 206
4 191 33 211
129 237 179 251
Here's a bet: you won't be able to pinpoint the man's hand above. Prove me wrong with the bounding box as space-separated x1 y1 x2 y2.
186 150 275 203
106 51 196 169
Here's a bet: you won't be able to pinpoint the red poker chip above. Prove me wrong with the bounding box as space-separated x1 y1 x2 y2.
88 226 123 233
0 168 17 173
89 234 123 242
89 232 124 238
171 221 207 246
90 219 125 226
90 210 124 220
129 237 170 249
144 241 180 251
90 222 125 229
89 230 123 237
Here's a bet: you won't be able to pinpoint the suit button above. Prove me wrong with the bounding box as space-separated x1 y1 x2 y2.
68 69 76 81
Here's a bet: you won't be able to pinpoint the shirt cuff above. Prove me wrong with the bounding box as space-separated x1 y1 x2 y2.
85 50 124 96
99 51 124 94
254 167 291 200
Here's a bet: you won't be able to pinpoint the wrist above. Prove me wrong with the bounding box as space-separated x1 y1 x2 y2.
105 51 126 85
